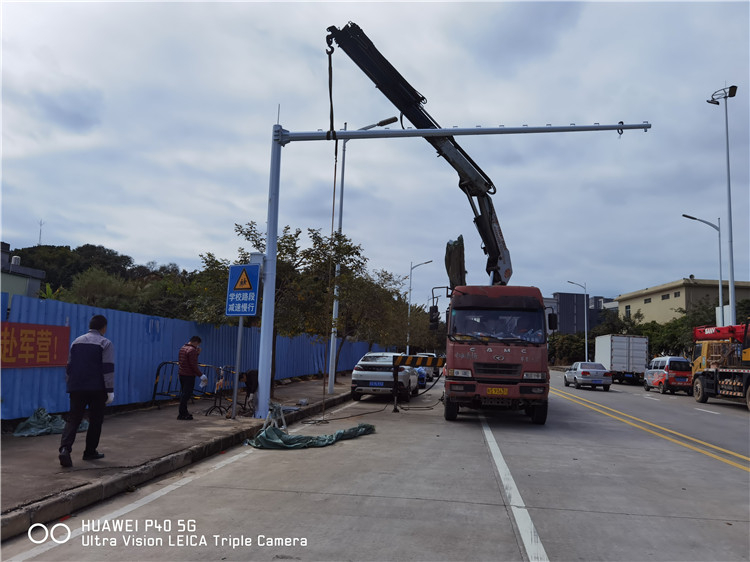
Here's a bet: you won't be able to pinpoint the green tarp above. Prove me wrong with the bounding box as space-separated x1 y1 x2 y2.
247 423 375 449
13 408 88 437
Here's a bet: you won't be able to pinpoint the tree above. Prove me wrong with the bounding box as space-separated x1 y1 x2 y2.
186 253 231 325
11 245 82 290
336 269 405 353
74 244 133 277
234 221 393 387
132 267 197 321
65 267 138 311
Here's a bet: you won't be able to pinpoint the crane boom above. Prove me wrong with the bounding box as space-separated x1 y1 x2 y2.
326 22 512 285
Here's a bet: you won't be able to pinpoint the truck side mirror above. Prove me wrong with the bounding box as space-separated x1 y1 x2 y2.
429 305 440 331
547 313 558 331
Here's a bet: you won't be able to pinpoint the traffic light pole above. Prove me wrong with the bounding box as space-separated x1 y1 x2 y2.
254 121 651 419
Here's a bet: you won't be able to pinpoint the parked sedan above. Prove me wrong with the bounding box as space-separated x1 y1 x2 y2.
564 362 612 391
351 352 419 402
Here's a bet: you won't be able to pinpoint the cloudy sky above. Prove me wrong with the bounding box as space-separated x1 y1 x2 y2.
2 1 748 312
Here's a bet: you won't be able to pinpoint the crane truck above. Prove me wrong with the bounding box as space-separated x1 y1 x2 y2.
326 22 643 424
691 321 750 410
327 22 556 424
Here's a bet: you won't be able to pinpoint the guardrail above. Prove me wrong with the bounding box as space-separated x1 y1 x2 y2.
151 361 258 416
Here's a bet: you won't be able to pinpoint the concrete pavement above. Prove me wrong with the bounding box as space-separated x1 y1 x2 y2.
1 375 352 541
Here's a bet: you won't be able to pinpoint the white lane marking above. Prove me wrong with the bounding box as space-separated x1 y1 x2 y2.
9 448 254 561
480 415 549 562
695 408 720 415
643 396 660 401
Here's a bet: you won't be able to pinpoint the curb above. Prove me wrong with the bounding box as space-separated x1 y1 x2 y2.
0 393 351 542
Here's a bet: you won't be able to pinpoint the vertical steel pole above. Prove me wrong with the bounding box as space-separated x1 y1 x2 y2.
723 99 736 325
717 218 724 326
407 261 413 355
584 287 589 361
256 125 283 419
231 315 244 419
328 124 348 395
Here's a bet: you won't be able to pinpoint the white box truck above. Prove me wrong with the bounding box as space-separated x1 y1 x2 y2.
594 334 649 384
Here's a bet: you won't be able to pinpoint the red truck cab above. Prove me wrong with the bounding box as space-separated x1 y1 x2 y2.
443 285 555 424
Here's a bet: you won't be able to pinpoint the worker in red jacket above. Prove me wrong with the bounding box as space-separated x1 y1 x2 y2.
177 336 202 420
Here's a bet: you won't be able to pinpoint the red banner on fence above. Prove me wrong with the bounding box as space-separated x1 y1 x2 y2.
1 322 70 369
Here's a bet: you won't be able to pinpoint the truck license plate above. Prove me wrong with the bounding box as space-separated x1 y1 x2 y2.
487 387 508 396
369 381 384 387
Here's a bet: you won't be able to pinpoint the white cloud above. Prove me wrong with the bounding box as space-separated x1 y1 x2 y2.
2 1 748 312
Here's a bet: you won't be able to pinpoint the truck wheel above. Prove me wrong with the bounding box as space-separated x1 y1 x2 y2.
531 402 548 425
603 385 610 392
351 391 362 401
444 397 459 421
659 382 667 395
693 376 708 404
574 378 581 389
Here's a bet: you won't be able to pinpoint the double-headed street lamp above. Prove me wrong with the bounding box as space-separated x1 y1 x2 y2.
568 280 588 361
328 116 398 394
682 214 724 326
406 259 432 355
706 85 737 325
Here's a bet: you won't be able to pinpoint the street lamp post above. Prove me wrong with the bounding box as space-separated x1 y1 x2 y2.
707 85 737 325
682 214 724 326
406 259 432 355
568 280 588 361
328 116 398 394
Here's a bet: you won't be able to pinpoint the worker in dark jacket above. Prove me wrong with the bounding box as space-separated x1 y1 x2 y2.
177 336 202 420
58 314 114 468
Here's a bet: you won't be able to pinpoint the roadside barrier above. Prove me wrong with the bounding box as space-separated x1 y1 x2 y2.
151 362 258 415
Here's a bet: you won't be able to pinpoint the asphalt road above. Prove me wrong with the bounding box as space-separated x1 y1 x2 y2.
5 371 749 562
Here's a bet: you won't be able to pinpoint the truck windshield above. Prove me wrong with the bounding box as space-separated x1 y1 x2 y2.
450 309 545 344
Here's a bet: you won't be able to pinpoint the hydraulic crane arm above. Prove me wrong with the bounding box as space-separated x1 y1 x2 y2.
326 22 512 285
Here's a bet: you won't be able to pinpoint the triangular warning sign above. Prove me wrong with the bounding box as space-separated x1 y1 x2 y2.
234 269 253 290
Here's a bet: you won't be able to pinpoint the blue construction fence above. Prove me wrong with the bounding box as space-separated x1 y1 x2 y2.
1 294 385 420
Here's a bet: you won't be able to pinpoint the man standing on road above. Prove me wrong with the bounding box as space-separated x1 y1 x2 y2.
177 336 202 420
58 314 115 468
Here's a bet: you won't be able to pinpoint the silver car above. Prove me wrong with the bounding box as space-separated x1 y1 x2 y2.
564 362 612 391
351 352 419 402
416 353 439 381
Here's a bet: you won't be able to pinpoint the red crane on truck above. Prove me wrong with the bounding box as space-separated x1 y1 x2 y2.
692 321 750 410
326 22 557 423
326 22 648 423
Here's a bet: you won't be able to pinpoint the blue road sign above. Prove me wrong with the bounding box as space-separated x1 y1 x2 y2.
226 264 260 316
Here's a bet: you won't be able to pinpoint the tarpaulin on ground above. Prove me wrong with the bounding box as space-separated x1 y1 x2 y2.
13 407 88 437
247 423 375 449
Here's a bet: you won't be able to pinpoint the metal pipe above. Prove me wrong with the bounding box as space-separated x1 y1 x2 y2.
279 122 651 144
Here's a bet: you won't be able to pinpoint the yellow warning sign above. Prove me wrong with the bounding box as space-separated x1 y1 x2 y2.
234 269 253 290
